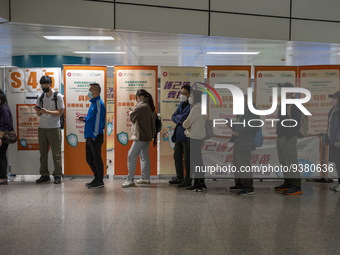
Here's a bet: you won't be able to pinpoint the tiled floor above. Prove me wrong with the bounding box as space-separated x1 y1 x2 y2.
1 177 340 255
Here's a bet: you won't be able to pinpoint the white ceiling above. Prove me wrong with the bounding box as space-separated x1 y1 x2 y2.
1 23 340 68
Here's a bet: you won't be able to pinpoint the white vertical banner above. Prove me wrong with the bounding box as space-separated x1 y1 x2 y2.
207 66 251 137
42 68 61 91
299 66 340 135
7 68 25 93
159 66 205 175
24 68 42 93
254 66 298 137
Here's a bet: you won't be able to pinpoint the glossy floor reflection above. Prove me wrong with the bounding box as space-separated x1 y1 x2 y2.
1 177 339 255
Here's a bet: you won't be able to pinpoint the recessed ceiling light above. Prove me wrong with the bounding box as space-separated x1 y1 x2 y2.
73 51 126 54
206 52 260 55
43 36 114 40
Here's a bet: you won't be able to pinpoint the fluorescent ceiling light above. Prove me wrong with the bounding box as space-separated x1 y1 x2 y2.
73 51 126 54
206 52 260 55
43 36 114 40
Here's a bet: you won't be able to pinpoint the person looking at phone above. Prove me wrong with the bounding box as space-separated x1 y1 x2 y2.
34 75 64 184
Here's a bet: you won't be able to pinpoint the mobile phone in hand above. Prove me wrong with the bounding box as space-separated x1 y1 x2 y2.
34 106 42 110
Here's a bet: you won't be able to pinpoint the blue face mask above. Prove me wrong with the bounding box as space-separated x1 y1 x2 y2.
87 91 93 99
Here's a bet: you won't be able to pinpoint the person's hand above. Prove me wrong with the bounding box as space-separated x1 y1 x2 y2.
40 108 47 114
78 117 85 121
335 142 340 147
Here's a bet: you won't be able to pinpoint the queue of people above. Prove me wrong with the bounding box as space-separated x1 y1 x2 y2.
1 78 340 196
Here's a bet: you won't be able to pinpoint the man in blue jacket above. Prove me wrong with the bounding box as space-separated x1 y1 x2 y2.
169 85 192 187
79 83 106 189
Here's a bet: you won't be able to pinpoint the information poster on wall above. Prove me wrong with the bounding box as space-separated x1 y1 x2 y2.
159 66 204 175
16 104 39 150
299 65 340 135
114 66 158 176
254 66 298 137
7 68 61 93
64 65 107 176
207 66 251 137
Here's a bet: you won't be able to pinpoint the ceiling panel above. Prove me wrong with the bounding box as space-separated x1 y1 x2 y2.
1 23 340 68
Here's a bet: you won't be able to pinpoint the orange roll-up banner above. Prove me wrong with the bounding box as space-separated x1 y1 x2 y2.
64 65 107 176
298 65 340 135
207 66 251 138
254 66 298 137
114 66 158 176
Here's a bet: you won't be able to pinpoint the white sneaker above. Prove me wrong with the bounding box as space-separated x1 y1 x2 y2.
334 186 340 192
136 179 151 185
122 180 136 188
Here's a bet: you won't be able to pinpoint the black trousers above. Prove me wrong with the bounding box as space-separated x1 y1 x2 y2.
329 145 340 183
86 134 104 182
173 140 191 182
0 143 9 179
190 138 205 184
233 142 253 191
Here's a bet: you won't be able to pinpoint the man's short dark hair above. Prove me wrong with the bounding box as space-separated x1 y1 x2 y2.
40 75 52 85
90 83 101 93
181 84 190 93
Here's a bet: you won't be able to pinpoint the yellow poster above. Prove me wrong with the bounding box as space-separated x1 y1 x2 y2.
159 66 204 175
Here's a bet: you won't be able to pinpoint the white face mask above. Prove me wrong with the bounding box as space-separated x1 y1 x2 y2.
188 97 193 104
179 94 187 102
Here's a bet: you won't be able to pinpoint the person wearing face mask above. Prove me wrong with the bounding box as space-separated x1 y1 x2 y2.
34 75 64 184
169 85 192 187
122 89 156 188
183 90 207 191
78 83 106 189
326 91 340 192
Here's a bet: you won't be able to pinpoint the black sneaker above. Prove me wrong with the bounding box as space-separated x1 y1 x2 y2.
36 176 51 183
201 183 207 191
229 186 242 191
169 178 183 184
186 184 203 192
178 181 191 187
87 181 104 189
54 176 62 184
86 179 96 187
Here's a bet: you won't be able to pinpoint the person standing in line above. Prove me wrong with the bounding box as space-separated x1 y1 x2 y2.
169 85 192 187
326 91 340 192
0 90 15 185
274 82 303 195
183 90 207 192
122 89 156 188
34 76 64 184
78 83 106 189
227 95 257 195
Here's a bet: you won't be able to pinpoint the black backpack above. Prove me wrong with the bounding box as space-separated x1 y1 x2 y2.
39 91 65 129
153 115 162 147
